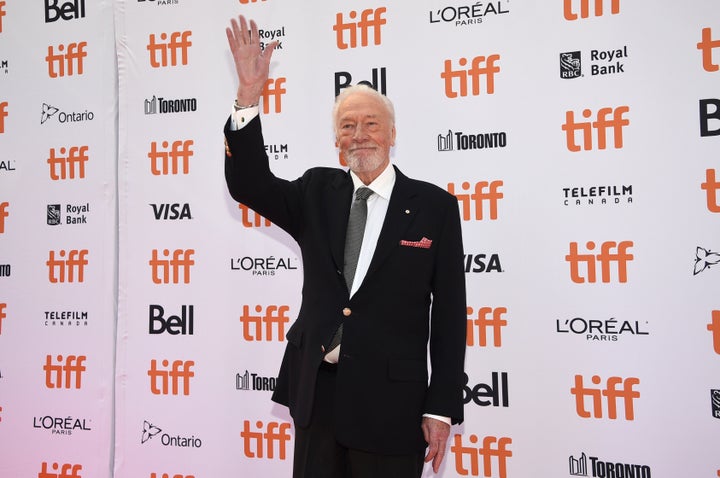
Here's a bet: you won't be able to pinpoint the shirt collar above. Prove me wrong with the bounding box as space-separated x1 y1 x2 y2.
349 163 396 201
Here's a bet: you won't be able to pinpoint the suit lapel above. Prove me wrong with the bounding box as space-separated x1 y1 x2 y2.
362 166 418 282
327 171 354 272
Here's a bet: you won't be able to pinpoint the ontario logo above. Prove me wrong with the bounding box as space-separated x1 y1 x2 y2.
693 246 720 275
141 420 202 448
40 103 94 125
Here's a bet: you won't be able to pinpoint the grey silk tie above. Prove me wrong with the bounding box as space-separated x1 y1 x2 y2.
328 186 373 353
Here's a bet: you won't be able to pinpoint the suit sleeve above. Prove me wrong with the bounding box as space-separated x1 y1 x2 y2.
223 115 303 240
424 194 467 424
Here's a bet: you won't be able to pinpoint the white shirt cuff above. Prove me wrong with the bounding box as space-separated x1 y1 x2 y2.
230 105 260 131
422 413 452 425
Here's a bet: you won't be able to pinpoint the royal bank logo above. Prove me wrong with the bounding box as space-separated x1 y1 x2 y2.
560 51 582 79
569 452 651 477
141 420 202 448
236 370 277 392
712 389 720 419
230 255 299 277
40 103 94 125
429 1 510 26
556 317 649 342
144 95 197 115
563 185 633 206
46 203 90 225
438 130 507 151
258 26 286 51
693 246 720 275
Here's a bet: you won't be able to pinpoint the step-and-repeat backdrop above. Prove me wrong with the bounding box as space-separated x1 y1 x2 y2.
1 0 719 477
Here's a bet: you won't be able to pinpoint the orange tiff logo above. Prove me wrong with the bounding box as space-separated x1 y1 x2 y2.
240 420 292 459
562 106 630 151
239 305 290 341
566 241 633 283
333 7 387 49
709 310 720 355
451 434 512 478
47 249 89 283
46 42 87 78
441 55 500 98
148 359 194 396
44 355 86 389
564 0 620 20
149 140 193 175
149 249 195 284
261 77 286 114
571 374 640 420
447 181 503 221
698 28 720 72
39 462 83 478
467 306 507 347
701 169 720 212
48 146 88 180
147 31 192 68
0 100 7 133
0 1 6 32
0 302 6 335
238 203 272 228
0 201 8 233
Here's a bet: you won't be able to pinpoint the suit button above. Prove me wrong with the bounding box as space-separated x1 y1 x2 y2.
342 307 352 317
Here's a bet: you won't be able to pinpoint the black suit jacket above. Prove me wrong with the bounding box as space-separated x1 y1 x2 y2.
224 116 466 454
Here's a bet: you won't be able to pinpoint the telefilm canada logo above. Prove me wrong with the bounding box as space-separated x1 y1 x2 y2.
44 310 88 327
563 185 633 207
429 1 510 26
693 246 720 275
560 46 629 79
40 103 94 125
236 370 277 392
265 142 290 160
141 420 202 448
569 452 651 477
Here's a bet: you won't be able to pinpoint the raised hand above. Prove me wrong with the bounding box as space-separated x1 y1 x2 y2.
226 15 278 107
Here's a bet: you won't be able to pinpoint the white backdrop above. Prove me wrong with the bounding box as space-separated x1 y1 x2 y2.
1 0 719 477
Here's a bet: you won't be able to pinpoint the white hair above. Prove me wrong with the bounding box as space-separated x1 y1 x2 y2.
332 84 395 134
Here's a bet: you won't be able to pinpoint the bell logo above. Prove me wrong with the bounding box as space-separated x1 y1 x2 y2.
701 169 720 212
240 420 292 459
0 201 8 233
450 434 512 477
47 249 89 283
562 106 630 151
147 31 192 68
467 306 507 347
260 77 286 114
441 55 501 98
571 374 640 420
697 27 720 72
708 310 720 355
447 180 503 221
335 67 387 96
333 7 387 50
700 99 720 137
566 241 633 283
149 249 195 284
564 0 620 20
238 204 272 228
44 0 85 23
149 140 193 175
239 305 290 341
148 359 194 395
48 146 89 180
46 42 87 78
44 354 87 389
0 100 7 133
0 302 6 335
39 462 82 478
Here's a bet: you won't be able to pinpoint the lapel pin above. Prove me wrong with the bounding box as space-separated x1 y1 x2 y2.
405 209 410 214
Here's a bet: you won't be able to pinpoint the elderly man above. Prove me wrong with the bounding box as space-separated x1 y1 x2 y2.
224 15 467 478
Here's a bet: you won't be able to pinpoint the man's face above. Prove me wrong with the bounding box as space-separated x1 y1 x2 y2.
335 92 396 180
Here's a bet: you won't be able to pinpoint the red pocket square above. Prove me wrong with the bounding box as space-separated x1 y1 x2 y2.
399 237 433 249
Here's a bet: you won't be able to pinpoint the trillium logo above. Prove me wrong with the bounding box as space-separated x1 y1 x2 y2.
694 246 720 275
141 420 162 444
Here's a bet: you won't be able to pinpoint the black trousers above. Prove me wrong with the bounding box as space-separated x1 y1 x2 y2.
292 362 425 478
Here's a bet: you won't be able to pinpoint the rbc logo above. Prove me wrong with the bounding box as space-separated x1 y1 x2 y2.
333 8 387 50
564 0 620 20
